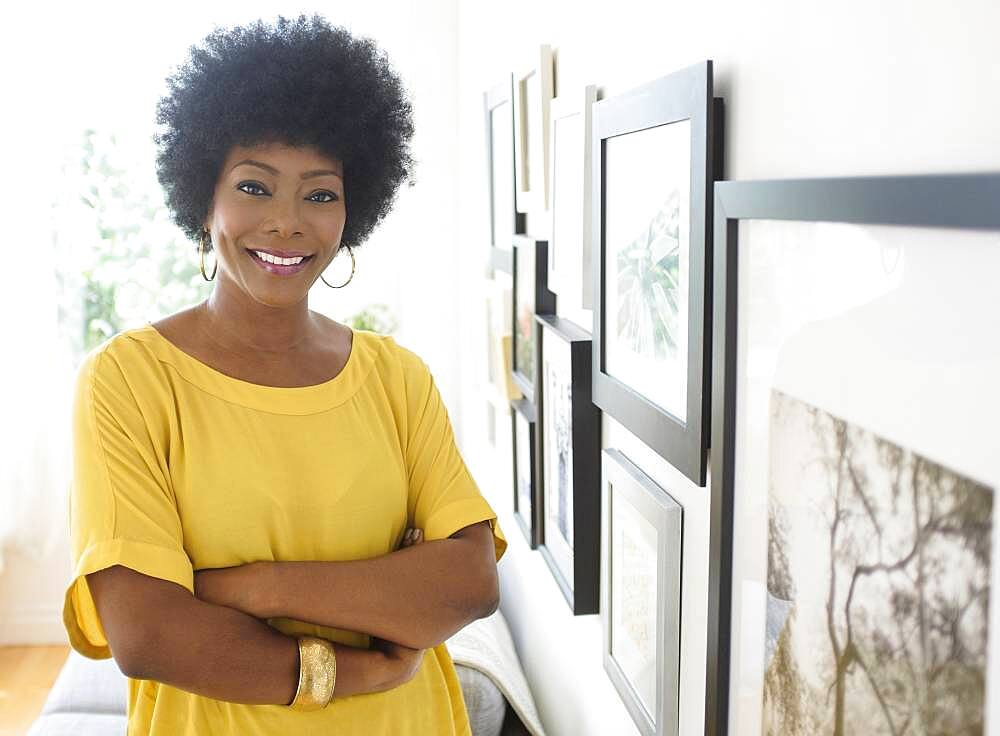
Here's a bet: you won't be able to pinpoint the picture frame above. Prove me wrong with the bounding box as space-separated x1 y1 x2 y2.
708 173 1000 736
535 314 601 614
548 83 597 309
484 75 523 276
512 234 557 404
591 60 724 486
485 397 497 448
513 44 554 218
511 396 541 548
485 274 522 401
601 448 683 736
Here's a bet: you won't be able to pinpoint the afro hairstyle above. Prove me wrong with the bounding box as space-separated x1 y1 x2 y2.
153 13 415 253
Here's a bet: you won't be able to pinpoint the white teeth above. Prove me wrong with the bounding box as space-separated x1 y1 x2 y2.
253 251 305 266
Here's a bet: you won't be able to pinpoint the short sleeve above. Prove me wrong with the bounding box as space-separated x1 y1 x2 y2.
63 346 194 660
402 350 507 563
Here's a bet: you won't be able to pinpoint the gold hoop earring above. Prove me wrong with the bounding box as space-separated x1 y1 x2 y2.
199 230 217 281
319 245 355 288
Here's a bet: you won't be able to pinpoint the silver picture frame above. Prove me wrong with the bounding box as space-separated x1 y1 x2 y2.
601 448 683 736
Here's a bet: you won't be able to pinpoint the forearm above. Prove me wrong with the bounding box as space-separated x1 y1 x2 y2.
128 594 394 704
259 538 496 650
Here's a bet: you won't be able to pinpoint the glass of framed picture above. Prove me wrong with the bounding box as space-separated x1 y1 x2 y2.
708 173 1000 736
535 314 601 614
592 60 723 486
601 448 683 736
512 234 556 404
513 44 554 218
511 396 540 548
486 275 521 401
484 74 522 275
548 83 597 310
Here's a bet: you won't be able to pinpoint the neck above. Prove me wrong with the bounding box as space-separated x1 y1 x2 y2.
198 284 319 355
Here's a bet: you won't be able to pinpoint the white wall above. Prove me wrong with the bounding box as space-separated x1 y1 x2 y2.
454 1 1000 734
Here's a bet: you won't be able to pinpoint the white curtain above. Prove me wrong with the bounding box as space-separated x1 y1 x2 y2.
0 177 77 574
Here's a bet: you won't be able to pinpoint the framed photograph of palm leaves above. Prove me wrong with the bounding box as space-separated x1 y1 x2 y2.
511 396 540 548
707 173 1000 736
591 60 723 486
512 234 557 404
535 314 601 614
485 75 523 276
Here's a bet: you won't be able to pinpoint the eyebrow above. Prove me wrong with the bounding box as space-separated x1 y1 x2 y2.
231 159 343 180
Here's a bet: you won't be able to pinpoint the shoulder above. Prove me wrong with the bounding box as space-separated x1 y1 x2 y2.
73 326 169 406
83 325 163 370
354 332 440 421
356 329 430 378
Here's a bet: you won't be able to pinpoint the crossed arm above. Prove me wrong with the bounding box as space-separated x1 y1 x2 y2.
193 519 500 650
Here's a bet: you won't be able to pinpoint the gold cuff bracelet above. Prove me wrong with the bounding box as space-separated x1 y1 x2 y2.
289 636 337 711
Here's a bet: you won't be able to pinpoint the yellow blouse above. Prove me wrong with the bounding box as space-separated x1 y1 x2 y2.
63 323 507 735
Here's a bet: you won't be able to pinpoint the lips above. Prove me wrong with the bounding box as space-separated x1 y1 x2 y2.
246 249 315 276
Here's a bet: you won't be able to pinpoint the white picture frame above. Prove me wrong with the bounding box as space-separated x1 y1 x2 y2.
513 44 554 218
548 83 597 309
485 275 522 401
601 448 682 736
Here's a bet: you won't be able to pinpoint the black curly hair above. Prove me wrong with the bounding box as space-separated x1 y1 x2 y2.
153 13 415 253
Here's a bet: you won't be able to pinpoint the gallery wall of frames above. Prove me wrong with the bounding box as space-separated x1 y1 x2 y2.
480 48 999 736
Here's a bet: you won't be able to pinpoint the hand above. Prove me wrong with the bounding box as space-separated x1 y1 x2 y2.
193 561 265 617
371 635 426 688
397 527 423 550
371 527 426 688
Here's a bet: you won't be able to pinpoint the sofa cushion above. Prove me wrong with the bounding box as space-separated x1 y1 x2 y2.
454 663 506 736
26 713 127 736
35 649 507 735
39 653 126 716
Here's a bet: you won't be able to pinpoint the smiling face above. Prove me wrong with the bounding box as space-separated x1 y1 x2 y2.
203 141 347 306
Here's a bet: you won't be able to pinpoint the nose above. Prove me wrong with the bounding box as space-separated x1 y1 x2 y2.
264 194 305 239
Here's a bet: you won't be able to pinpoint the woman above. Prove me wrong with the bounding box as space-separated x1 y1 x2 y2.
63 14 506 735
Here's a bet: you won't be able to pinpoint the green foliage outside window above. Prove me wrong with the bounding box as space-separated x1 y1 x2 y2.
53 128 212 362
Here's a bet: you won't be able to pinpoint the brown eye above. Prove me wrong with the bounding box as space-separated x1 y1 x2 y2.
237 181 266 196
310 190 339 203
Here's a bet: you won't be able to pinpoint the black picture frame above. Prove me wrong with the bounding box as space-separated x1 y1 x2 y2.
511 396 541 548
601 448 683 736
484 75 524 276
512 234 557 404
534 314 601 615
707 172 1000 736
591 60 724 487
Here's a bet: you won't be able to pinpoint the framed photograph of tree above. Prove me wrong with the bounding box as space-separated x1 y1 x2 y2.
601 448 683 736
484 74 523 276
513 45 554 218
512 234 557 404
511 396 540 548
708 173 1000 736
548 83 597 309
591 60 723 486
535 314 601 614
